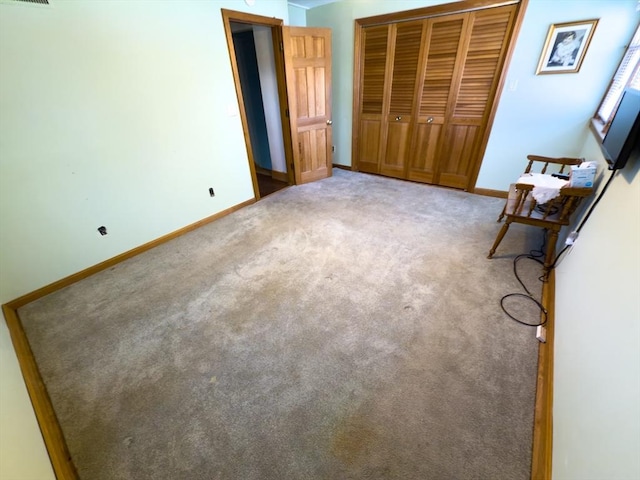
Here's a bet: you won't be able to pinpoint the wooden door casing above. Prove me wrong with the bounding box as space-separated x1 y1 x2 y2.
282 27 333 184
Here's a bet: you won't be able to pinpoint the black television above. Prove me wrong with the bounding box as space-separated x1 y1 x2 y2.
601 87 640 170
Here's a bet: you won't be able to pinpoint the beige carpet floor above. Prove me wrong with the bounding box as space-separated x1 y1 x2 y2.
18 169 543 480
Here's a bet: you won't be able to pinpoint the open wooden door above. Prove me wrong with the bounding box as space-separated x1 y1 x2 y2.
282 27 333 184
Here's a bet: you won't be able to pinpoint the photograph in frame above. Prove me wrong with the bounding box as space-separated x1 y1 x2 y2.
536 19 599 74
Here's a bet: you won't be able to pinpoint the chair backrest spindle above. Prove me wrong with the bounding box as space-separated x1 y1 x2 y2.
525 154 583 175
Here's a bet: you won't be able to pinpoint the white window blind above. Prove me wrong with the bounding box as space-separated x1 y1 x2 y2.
596 23 640 126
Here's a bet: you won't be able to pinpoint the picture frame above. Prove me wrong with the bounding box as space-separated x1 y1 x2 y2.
536 19 599 75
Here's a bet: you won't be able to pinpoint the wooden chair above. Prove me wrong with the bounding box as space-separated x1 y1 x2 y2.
496 155 583 222
488 155 593 279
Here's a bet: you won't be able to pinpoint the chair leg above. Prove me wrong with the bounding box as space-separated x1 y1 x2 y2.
542 229 559 280
497 203 507 222
488 220 511 259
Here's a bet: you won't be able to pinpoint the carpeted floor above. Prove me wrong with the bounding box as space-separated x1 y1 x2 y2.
18 170 543 480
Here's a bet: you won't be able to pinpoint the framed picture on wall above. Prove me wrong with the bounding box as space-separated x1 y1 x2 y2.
536 19 599 74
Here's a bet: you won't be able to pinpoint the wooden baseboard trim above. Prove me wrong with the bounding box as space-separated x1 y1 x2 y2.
332 163 352 171
255 166 271 176
2 198 255 480
531 269 555 480
256 168 287 183
473 187 508 198
6 199 255 310
2 193 552 479
271 170 288 182
2 304 79 480
1 198 256 480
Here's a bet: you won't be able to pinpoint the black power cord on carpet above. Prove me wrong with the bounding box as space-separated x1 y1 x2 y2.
501 168 618 327
500 231 548 327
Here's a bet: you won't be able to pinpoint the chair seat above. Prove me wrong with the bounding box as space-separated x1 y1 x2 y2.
503 181 592 227
506 184 563 220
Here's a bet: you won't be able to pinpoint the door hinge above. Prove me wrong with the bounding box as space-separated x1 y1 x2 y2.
280 42 284 52
285 108 289 118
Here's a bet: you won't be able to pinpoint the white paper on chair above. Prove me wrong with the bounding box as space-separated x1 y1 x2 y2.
517 173 569 204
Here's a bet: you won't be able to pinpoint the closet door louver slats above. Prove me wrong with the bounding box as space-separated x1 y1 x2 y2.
362 26 389 115
388 23 423 115
408 16 465 183
381 21 424 178
355 3 519 190
454 9 513 119
357 25 390 173
420 18 464 118
438 6 516 189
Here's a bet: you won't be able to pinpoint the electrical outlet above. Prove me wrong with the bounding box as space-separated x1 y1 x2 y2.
565 231 579 245
536 325 547 343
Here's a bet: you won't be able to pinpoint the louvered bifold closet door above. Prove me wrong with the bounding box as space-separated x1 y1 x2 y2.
407 14 466 183
437 5 516 189
357 25 390 174
380 20 425 179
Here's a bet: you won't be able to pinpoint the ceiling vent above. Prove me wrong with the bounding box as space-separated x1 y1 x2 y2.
10 0 50 4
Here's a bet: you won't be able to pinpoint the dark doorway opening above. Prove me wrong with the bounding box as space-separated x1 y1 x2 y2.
229 21 289 198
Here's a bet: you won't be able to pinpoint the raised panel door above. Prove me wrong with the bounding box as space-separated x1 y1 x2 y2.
282 27 333 184
358 115 384 172
438 124 480 189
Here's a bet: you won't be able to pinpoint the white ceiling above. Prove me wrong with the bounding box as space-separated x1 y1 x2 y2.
287 0 342 10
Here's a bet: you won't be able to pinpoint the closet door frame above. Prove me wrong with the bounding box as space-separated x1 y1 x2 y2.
351 0 529 192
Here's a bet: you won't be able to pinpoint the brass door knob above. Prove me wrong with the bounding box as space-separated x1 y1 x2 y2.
326 120 333 125
395 116 402 121
427 117 434 123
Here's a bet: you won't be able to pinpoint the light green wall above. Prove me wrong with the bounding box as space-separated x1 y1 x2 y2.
0 321 55 479
288 4 307 26
478 0 638 190
554 138 640 479
307 0 639 190
0 1 289 478
0 0 286 304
